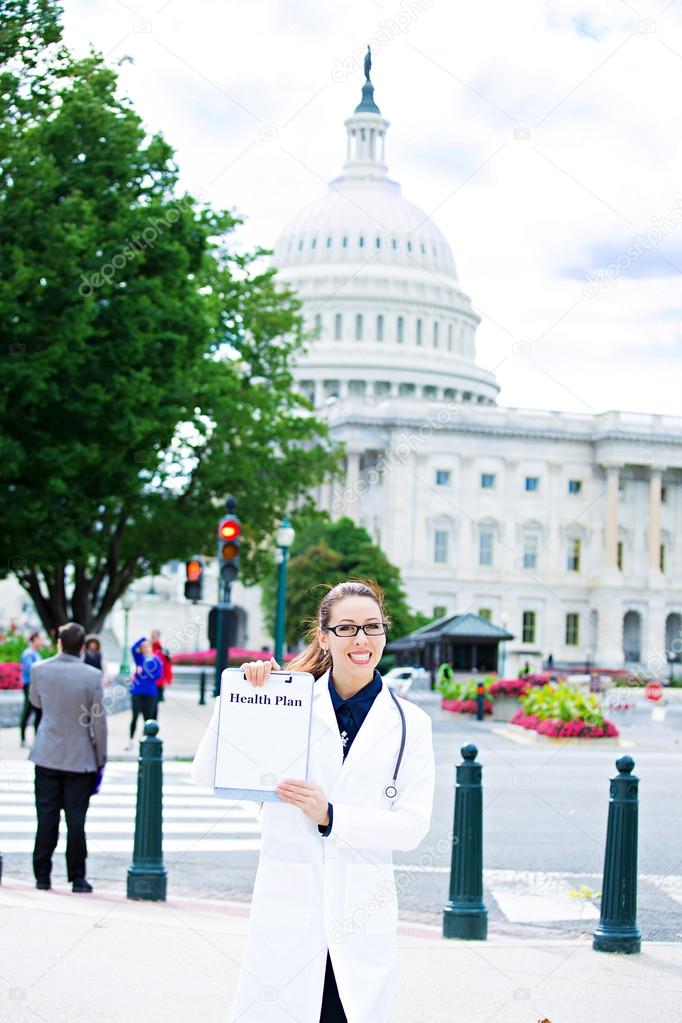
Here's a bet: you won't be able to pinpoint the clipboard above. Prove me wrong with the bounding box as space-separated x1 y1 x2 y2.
213 668 315 802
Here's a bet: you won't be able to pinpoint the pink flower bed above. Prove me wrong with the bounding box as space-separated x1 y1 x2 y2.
172 648 295 667
442 697 493 716
510 709 619 738
0 663 22 690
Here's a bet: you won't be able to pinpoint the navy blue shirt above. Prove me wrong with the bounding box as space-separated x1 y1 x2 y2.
319 670 382 837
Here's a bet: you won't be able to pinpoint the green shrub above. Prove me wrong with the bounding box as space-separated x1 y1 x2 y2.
520 682 605 727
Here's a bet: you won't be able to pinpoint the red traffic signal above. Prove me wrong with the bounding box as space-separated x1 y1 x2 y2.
218 519 240 541
186 558 203 582
184 556 205 601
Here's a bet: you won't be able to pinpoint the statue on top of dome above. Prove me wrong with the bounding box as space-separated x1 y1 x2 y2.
364 45 372 82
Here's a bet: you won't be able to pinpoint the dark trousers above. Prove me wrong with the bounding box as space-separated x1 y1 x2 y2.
130 693 157 740
156 684 165 707
319 952 347 1022
33 765 96 882
20 686 42 742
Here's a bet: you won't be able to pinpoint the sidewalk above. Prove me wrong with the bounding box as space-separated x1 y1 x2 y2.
0 880 679 1023
105 685 214 760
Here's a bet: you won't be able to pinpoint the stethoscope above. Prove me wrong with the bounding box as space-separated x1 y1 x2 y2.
384 687 407 802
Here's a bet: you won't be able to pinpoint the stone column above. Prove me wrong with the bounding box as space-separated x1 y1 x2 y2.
648 469 663 572
344 450 361 523
605 465 620 570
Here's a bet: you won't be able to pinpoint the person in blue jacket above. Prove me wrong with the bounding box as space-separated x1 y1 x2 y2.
126 637 162 750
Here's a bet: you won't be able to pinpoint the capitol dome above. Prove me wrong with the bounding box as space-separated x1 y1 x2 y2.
272 54 499 408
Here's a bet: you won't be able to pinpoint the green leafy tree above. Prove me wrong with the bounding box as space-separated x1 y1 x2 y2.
262 514 424 647
0 4 339 632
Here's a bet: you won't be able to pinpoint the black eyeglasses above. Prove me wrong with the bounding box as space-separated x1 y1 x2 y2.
322 623 389 638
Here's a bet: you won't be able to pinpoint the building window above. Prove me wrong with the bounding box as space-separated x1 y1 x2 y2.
481 473 496 490
478 608 492 622
565 612 579 646
314 314 322 340
358 235 364 248
568 479 582 495
617 541 623 571
423 385 437 399
297 239 304 251
523 535 538 569
323 380 340 399
374 381 391 397
661 485 668 503
433 321 439 347
355 314 363 341
398 382 415 396
391 238 398 249
479 531 494 567
434 530 448 564
435 469 451 486
348 380 366 397
420 242 426 254
397 316 404 343
375 236 381 248
342 235 348 248
311 237 317 249
334 313 342 340
525 476 540 492
567 538 581 572
447 324 453 350
416 318 423 345
407 240 412 252
376 314 384 341
660 543 666 572
433 605 447 619
522 611 536 644
326 236 332 248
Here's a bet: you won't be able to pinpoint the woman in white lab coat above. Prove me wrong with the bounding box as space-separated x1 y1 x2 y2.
191 579 436 1023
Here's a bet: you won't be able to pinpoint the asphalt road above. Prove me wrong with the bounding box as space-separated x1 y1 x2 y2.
3 698 681 941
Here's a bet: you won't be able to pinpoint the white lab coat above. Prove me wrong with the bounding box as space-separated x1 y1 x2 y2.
190 668 435 1023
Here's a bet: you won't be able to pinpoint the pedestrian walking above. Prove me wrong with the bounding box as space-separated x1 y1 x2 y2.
127 636 162 750
19 631 43 747
29 622 107 893
83 635 102 671
150 629 173 712
192 579 436 1023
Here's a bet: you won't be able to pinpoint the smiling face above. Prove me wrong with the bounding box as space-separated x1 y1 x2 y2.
318 595 387 684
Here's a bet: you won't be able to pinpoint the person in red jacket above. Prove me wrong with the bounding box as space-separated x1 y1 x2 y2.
150 629 173 713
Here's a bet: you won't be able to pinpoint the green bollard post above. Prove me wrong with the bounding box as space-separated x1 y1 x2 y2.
593 755 641 953
127 719 167 901
443 744 487 940
199 669 206 706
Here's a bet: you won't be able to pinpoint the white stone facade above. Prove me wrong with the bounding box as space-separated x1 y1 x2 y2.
272 69 682 675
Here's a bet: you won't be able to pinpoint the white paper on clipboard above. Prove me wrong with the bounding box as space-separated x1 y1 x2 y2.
213 668 315 802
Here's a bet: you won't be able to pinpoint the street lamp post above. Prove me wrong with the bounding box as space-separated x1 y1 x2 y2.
274 516 295 665
119 591 133 677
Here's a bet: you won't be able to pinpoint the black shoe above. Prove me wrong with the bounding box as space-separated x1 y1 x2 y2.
36 878 51 890
72 878 93 893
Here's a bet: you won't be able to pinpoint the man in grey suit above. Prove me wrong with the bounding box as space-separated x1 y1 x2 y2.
29 621 107 892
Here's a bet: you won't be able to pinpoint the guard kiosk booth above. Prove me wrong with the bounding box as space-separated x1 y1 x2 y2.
386 612 514 687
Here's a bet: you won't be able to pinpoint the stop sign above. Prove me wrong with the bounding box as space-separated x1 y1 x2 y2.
645 681 664 702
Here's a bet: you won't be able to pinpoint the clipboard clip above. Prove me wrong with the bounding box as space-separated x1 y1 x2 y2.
242 670 294 684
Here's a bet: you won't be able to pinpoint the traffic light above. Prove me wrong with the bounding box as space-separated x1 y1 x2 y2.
184 557 204 601
217 505 240 587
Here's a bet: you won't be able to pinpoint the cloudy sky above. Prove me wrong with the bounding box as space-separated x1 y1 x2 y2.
61 0 682 417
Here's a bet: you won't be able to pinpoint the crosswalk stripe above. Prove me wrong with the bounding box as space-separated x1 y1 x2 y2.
0 805 256 819
1 821 262 834
0 838 262 853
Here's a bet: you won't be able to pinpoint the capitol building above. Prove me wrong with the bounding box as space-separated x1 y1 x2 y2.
272 61 682 676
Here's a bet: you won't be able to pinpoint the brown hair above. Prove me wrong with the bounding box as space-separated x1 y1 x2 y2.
58 622 86 656
286 579 389 679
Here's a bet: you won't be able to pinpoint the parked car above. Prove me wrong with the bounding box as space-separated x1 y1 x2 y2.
384 665 431 696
